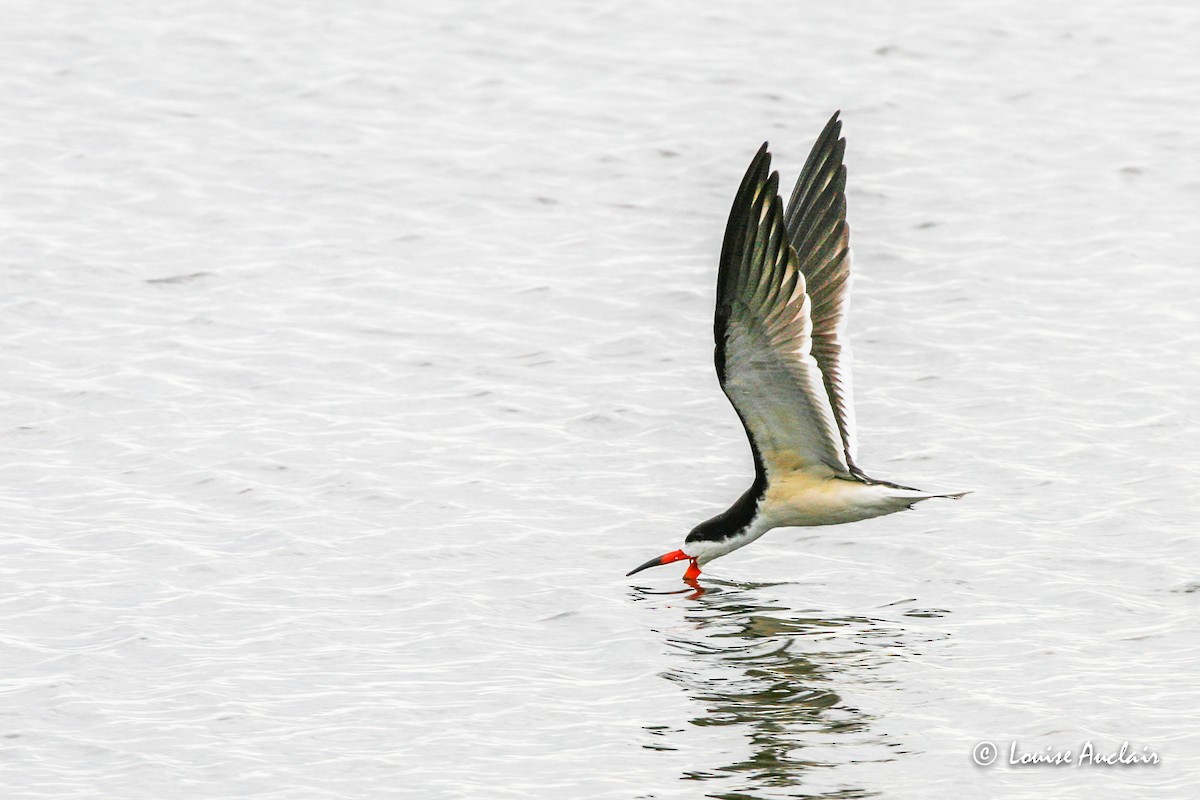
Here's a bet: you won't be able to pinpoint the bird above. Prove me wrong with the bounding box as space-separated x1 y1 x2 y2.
627 112 965 583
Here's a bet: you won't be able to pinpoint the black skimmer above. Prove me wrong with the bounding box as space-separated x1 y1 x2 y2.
628 112 965 583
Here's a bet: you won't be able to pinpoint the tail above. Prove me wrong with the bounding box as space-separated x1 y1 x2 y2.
854 472 971 511
892 488 971 510
889 488 971 499
928 490 971 500
871 481 971 510
856 471 971 501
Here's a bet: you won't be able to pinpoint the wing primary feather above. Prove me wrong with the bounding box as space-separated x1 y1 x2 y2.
788 135 844 233
717 146 771 355
738 171 777 312
743 183 767 299
790 164 846 263
717 146 770 294
781 113 858 470
800 217 847 282
785 112 842 234
750 177 786 311
795 190 846 269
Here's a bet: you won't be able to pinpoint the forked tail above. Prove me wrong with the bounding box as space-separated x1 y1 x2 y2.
886 487 972 502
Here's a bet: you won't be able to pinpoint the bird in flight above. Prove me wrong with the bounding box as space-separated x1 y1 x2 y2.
627 112 965 583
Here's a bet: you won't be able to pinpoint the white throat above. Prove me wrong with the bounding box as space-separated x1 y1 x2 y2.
683 514 774 565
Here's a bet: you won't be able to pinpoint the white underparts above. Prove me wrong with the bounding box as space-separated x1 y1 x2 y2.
683 475 949 566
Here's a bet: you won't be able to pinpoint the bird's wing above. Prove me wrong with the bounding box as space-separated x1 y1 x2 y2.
783 111 858 471
714 142 850 480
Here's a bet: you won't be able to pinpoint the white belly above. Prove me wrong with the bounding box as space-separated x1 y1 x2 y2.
760 472 912 527
682 472 927 566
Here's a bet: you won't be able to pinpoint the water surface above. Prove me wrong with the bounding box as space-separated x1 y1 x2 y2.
1 1 1198 798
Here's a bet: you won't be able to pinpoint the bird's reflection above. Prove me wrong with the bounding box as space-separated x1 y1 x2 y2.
633 579 923 799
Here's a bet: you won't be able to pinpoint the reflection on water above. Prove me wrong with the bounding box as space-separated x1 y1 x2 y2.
635 581 939 800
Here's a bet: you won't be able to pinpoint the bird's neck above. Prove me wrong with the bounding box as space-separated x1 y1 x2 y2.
685 475 768 544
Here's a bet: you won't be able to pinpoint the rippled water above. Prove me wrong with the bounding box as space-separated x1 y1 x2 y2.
2 1 1198 798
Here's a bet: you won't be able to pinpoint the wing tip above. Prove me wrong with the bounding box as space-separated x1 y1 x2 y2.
818 111 845 152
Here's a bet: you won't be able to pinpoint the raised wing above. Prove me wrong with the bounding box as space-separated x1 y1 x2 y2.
714 142 850 480
783 112 858 471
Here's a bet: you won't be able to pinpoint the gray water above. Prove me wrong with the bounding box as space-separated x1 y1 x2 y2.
2 1 1198 798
